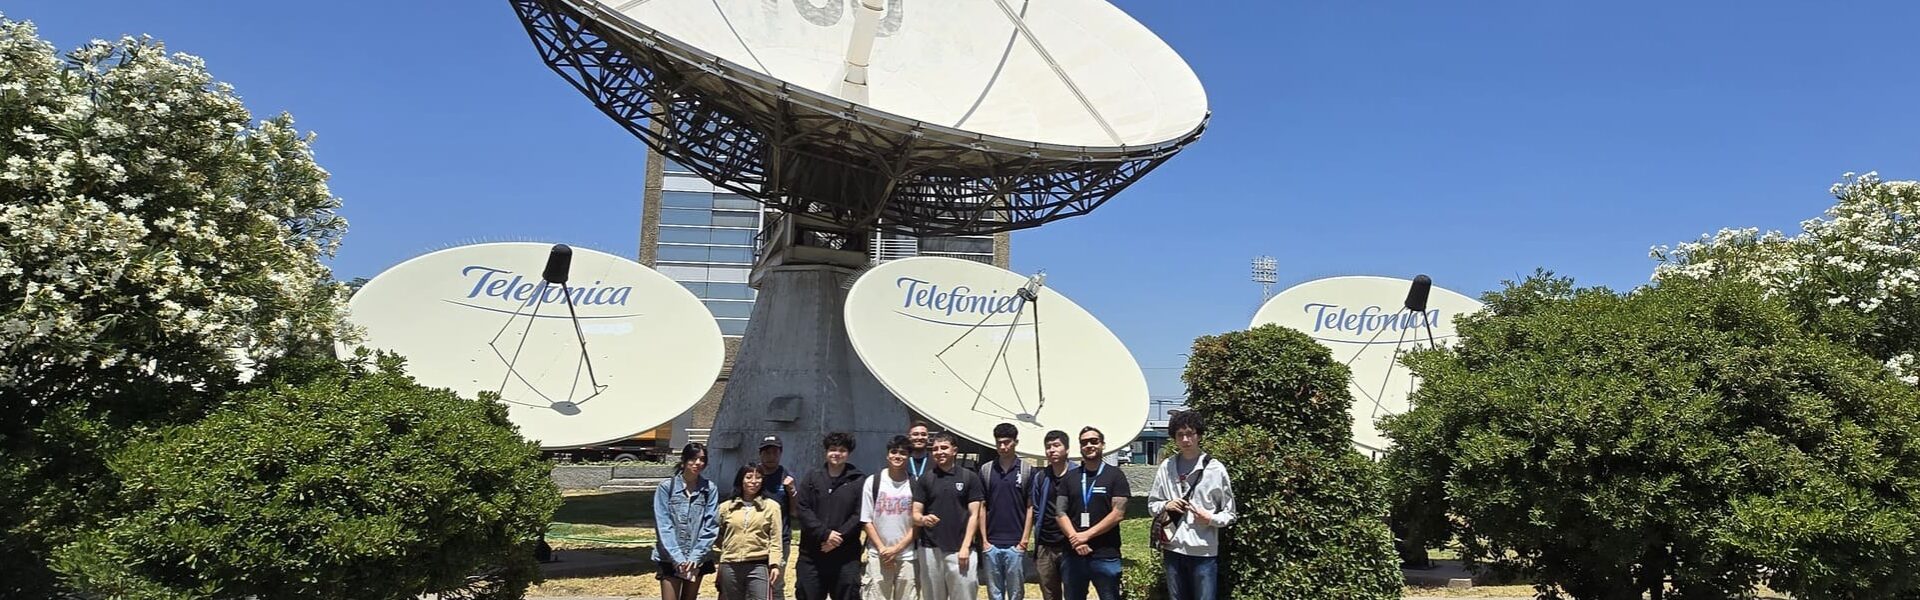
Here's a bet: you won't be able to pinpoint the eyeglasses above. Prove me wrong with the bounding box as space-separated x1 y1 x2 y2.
1079 438 1103 446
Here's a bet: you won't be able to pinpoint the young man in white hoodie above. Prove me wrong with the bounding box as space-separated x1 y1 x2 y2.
1147 411 1236 600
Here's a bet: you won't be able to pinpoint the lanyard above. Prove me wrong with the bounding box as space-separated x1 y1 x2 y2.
1081 463 1104 511
909 456 928 478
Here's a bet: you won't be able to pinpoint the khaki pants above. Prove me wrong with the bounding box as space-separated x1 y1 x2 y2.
861 553 919 600
1034 545 1066 600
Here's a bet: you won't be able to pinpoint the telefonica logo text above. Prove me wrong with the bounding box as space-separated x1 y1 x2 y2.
897 277 1024 319
462 265 634 307
1304 303 1441 337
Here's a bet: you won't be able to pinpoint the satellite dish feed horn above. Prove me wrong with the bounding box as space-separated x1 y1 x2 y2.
489 244 607 414
936 271 1048 423
839 0 884 103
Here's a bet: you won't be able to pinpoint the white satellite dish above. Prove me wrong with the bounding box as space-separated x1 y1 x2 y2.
1250 276 1483 456
342 242 724 449
595 0 1205 151
845 257 1149 457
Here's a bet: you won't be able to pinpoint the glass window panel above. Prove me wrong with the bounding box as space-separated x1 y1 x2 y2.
709 247 753 264
714 195 760 211
921 236 993 254
706 283 754 300
662 191 712 209
656 265 707 281
710 229 755 246
718 319 750 336
661 208 711 226
657 245 710 262
705 300 755 319
663 159 693 173
709 266 750 283
658 227 712 244
711 210 758 228
678 281 708 296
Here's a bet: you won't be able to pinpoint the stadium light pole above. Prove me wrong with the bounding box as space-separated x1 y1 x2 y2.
1251 255 1277 300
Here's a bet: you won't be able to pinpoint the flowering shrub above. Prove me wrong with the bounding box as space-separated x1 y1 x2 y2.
1652 173 1920 385
0 18 557 599
0 17 354 595
0 17 347 393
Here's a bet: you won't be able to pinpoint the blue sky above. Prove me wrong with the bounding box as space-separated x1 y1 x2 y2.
13 1 1919 398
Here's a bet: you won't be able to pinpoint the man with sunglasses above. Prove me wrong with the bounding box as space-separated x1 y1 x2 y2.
1051 427 1129 600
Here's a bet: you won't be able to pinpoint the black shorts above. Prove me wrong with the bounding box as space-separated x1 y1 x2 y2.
654 559 718 580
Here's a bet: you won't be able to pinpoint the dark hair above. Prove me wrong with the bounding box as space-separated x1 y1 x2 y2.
993 422 1018 440
823 431 856 452
675 442 707 474
1044 430 1069 448
930 431 958 447
886 435 913 454
1078 426 1105 442
730 463 766 504
1168 410 1206 438
909 420 931 432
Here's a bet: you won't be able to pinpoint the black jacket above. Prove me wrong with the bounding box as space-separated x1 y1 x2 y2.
793 462 867 561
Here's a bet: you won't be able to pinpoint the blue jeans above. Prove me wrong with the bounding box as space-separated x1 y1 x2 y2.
1061 554 1121 600
1163 551 1218 600
984 545 1026 600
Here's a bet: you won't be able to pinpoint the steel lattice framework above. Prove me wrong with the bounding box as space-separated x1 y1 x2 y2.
510 0 1206 237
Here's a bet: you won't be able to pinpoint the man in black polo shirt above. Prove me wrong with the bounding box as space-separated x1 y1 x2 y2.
1052 426 1129 600
911 432 983 600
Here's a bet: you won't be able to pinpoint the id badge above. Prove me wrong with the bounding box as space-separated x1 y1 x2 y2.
1079 512 1090 528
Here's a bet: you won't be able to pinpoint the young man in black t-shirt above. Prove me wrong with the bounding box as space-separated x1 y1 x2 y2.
1051 426 1129 600
1029 430 1073 600
911 432 983 600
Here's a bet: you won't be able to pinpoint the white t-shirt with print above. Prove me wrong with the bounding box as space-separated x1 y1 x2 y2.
860 471 917 561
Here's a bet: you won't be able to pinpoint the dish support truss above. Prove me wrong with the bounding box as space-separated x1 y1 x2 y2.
511 0 1207 238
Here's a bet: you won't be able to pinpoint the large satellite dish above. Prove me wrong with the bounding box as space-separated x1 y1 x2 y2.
510 0 1207 236
342 242 724 449
510 0 1203 485
845 257 1149 457
1251 276 1482 456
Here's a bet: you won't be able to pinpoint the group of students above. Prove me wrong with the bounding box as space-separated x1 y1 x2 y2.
650 411 1235 600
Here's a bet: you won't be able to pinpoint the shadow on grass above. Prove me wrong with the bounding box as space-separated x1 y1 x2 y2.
555 490 656 528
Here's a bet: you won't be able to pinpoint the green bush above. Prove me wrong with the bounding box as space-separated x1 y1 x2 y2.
1121 550 1168 600
1182 325 1402 600
51 355 562 600
1383 274 1920 600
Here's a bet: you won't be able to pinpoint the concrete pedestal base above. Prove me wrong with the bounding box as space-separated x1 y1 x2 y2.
706 265 908 491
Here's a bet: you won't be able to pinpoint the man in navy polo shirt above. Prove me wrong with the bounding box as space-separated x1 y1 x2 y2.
978 423 1033 600
1052 426 1129 600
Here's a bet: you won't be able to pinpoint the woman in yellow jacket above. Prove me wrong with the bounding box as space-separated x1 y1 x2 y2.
717 463 786 600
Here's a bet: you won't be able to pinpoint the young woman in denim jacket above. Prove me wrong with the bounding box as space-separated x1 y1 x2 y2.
655 443 721 600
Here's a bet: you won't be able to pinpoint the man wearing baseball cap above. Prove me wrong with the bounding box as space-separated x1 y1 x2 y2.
758 434 796 599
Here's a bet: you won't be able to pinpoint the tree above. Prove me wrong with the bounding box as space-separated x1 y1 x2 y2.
0 18 556 597
1652 172 1920 385
52 355 561 600
1383 273 1920 599
1180 325 1403 600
